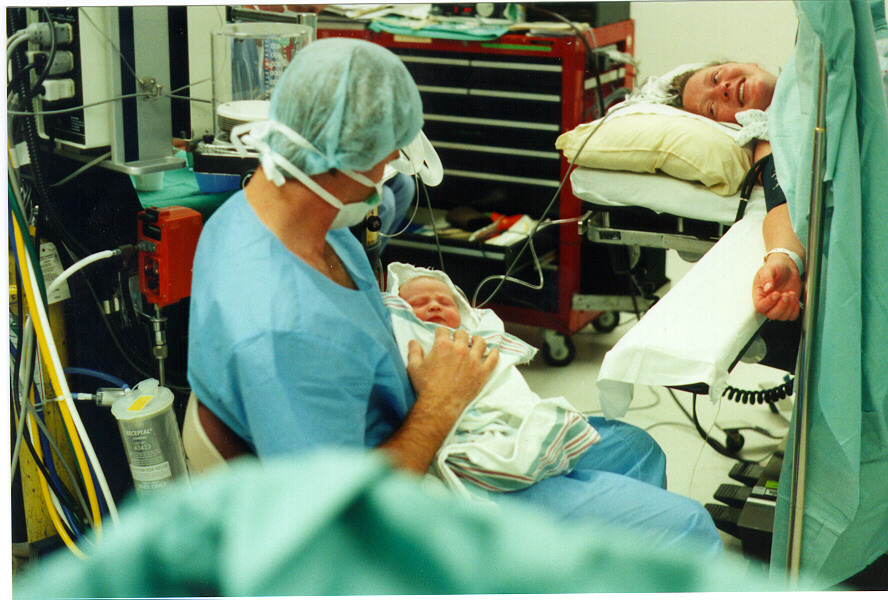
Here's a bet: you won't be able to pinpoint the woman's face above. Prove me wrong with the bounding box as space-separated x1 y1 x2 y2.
682 62 777 123
399 277 462 328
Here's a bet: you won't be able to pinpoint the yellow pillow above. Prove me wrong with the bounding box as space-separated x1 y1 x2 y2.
555 113 753 196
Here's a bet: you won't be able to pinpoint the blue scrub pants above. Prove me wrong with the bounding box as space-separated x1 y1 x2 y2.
495 417 723 557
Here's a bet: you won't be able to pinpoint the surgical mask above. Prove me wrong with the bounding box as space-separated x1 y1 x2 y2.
230 120 384 229
329 172 383 230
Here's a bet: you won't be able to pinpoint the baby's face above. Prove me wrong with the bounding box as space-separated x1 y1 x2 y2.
399 277 462 328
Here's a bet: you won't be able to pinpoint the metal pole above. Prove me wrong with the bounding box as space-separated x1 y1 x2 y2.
786 46 829 583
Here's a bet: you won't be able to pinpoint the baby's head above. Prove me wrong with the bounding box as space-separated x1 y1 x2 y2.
398 276 462 328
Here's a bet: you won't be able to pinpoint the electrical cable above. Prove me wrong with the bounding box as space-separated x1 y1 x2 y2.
421 179 446 272
15 356 92 529
8 8 90 260
379 173 422 239
11 277 88 524
36 404 87 539
12 216 120 528
7 63 37 94
526 4 606 118
79 8 139 82
665 387 758 464
7 92 153 117
8 185 48 302
472 101 633 310
166 94 211 104
721 376 794 405
50 151 112 188
27 410 87 559
29 8 58 102
687 392 725 496
8 145 30 221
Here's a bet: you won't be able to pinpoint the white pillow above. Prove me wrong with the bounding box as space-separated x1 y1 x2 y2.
555 104 753 196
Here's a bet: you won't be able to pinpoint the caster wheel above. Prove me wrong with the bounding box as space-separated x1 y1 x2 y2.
541 330 576 367
592 311 620 333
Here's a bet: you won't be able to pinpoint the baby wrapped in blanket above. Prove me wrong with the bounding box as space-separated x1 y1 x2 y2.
384 262 600 499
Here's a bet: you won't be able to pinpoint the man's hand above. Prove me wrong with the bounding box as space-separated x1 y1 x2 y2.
378 327 498 473
752 253 802 321
407 327 498 421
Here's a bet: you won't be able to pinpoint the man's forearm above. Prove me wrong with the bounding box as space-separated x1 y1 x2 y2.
377 395 460 473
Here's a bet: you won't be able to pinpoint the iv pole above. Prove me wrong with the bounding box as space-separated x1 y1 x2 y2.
785 45 829 583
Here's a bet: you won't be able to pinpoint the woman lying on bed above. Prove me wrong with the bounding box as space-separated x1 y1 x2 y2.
670 62 804 322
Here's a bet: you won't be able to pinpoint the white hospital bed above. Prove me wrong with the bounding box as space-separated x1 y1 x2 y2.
569 167 783 418
574 167 761 261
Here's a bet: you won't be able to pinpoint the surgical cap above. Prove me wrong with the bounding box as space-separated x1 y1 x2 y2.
267 37 424 175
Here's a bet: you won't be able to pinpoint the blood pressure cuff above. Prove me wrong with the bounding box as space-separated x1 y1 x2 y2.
761 154 788 212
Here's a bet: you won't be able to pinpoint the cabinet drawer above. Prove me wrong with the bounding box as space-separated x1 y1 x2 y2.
436 145 560 181
419 90 562 124
422 115 560 152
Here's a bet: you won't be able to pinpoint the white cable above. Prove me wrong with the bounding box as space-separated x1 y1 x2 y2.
6 30 28 48
47 249 116 298
51 152 112 188
6 33 30 60
688 394 724 497
19 236 120 524
23 367 79 537
471 101 635 309
7 92 151 116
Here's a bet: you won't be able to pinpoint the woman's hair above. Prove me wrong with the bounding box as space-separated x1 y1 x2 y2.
665 69 697 107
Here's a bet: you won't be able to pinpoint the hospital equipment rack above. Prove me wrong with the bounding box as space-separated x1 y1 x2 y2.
318 20 658 365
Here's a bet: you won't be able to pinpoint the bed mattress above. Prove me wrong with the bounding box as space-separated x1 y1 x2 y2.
570 168 766 226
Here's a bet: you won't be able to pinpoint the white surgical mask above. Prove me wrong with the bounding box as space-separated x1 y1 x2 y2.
230 120 385 229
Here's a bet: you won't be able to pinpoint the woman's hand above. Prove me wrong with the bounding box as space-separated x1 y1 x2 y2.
752 252 803 321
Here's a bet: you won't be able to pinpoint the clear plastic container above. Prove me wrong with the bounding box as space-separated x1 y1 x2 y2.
111 379 188 496
210 22 311 141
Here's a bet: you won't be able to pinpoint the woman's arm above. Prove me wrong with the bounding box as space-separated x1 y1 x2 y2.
751 141 805 321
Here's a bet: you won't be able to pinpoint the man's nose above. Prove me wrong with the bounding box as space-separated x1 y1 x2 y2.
720 80 732 98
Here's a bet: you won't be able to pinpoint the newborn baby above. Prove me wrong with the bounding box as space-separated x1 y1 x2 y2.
384 262 600 500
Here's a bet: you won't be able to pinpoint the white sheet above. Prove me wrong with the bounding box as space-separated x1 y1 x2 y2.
570 168 765 226
595 202 768 418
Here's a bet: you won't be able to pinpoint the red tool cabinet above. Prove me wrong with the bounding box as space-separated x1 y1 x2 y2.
319 20 637 364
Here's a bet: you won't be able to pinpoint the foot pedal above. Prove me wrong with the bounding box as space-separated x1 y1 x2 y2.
714 483 751 508
729 462 763 487
705 503 741 538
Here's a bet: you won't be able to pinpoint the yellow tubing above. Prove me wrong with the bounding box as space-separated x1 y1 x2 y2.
27 411 87 559
12 218 103 535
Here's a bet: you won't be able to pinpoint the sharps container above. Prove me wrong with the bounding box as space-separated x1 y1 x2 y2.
111 378 188 496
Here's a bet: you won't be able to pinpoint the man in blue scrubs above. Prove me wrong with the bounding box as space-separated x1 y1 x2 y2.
187 37 722 556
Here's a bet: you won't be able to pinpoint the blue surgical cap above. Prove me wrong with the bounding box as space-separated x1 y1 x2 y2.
266 37 424 176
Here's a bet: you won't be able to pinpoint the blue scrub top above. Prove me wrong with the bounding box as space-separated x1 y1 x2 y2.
187 190 415 456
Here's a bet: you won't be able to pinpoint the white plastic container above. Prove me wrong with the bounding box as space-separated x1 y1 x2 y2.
111 379 188 495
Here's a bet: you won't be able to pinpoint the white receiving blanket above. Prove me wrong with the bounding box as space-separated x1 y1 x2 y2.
384 262 600 499
596 200 769 418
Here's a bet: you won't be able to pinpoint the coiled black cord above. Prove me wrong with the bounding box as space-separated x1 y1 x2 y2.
722 376 794 405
